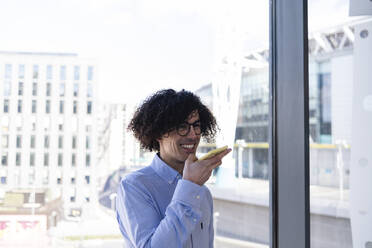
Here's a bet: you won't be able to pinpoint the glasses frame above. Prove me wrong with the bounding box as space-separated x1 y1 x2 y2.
176 120 201 136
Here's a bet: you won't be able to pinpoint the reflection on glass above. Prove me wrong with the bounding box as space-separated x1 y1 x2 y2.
308 1 372 248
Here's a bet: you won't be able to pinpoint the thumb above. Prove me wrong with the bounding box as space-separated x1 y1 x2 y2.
186 153 198 164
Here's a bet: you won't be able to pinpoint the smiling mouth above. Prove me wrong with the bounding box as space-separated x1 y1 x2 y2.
180 144 196 150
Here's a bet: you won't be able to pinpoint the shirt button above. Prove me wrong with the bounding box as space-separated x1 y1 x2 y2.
193 218 197 222
196 195 200 199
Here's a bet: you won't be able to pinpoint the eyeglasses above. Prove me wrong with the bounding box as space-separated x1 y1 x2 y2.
176 120 201 136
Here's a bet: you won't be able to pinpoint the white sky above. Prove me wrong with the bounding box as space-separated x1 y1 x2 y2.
0 0 350 104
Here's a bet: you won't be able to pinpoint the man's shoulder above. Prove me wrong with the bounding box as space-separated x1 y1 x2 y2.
120 166 157 188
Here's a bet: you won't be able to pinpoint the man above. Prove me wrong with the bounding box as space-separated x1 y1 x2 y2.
116 89 231 248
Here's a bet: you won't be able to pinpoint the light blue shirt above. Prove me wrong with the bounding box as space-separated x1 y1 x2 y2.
116 154 214 248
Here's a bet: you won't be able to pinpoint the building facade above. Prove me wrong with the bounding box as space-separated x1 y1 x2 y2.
0 51 98 218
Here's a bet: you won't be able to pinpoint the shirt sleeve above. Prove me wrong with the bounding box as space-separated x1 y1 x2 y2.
206 188 214 248
116 178 205 248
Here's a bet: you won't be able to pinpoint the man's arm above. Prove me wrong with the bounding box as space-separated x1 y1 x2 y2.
116 178 204 248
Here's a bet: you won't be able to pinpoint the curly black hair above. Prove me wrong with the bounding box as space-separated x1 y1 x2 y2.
128 89 218 152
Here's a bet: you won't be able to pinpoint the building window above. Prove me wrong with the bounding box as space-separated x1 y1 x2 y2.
59 83 65 97
31 116 36 131
87 66 93 81
30 135 36 148
42 173 49 185
46 83 52 96
44 135 50 148
58 136 63 149
72 154 76 167
70 196 76 202
32 100 37 113
46 100 51 113
18 82 24 96
17 100 22 113
73 101 78 114
59 100 64 114
30 153 35 166
85 175 90 184
3 100 9 113
85 197 90 202
60 65 66 80
32 83 37 96
86 136 90 149
73 83 78 97
16 116 22 131
71 177 76 184
1 152 8 166
33 65 39 79
0 177 6 184
16 153 21 166
4 81 11 96
86 154 90 167
72 136 77 149
58 153 63 166
5 64 12 79
57 177 62 184
86 125 92 132
18 64 25 79
46 65 52 80
2 135 8 148
74 66 80 81
44 153 49 166
87 101 92 114
16 135 22 148
87 83 93 97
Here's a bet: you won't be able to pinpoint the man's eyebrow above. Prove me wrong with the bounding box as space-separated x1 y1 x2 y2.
186 120 200 125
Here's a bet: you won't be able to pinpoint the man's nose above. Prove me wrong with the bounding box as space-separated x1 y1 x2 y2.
187 126 199 138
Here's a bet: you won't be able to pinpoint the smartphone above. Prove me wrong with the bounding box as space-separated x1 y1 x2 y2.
198 145 228 161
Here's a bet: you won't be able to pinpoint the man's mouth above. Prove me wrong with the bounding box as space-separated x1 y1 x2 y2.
180 144 196 152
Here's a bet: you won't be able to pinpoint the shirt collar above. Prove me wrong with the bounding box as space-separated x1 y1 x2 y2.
151 153 182 185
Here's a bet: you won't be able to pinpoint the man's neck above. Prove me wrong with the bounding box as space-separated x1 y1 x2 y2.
157 153 184 175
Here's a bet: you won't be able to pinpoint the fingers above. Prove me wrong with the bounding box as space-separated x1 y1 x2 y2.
204 148 232 167
185 153 198 165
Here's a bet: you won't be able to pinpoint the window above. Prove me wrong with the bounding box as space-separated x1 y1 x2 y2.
16 153 21 166
1 135 8 148
31 116 36 131
2 116 9 132
70 196 76 202
16 116 22 131
32 83 38 96
71 154 76 167
46 100 51 113
87 101 92 114
28 172 35 185
60 65 66 80
16 135 22 148
5 64 12 79
58 117 63 131
57 177 62 184
86 154 90 167
30 153 35 166
73 101 78 114
58 153 63 166
73 83 79 97
18 64 25 79
30 135 36 148
44 135 50 148
85 197 90 203
87 66 93 81
87 83 93 97
59 83 65 97
32 100 37 113
59 100 64 114
44 153 49 166
58 136 63 149
17 100 22 113
18 82 24 96
42 173 49 185
72 136 77 149
46 83 52 96
86 125 92 132
46 65 52 80
3 100 9 113
1 152 7 166
86 136 90 149
0 177 6 184
71 177 76 184
33 65 39 79
4 81 11 96
74 65 80 80
85 175 90 184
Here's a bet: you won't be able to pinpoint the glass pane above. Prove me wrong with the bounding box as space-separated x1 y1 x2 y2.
0 1 270 248
308 2 372 248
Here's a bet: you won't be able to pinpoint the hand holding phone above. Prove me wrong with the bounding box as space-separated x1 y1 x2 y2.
198 145 228 161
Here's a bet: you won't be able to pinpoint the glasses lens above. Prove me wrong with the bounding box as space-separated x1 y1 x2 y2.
193 123 201 135
177 123 189 136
